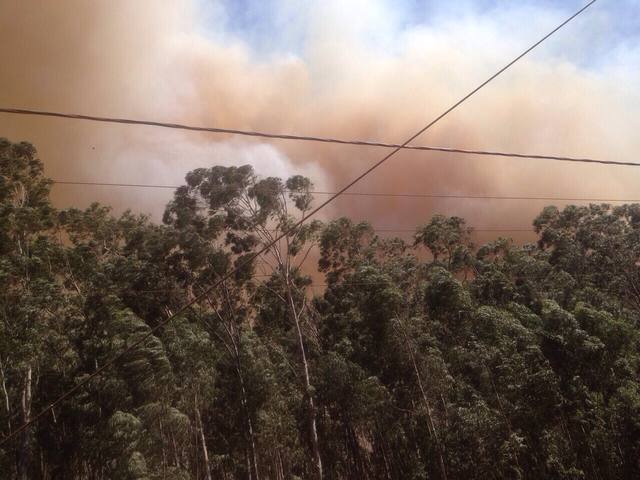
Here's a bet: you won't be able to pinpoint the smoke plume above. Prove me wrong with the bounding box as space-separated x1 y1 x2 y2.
1 0 639 242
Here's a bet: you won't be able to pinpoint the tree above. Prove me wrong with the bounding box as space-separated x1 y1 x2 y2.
164 165 324 479
2 137 640 479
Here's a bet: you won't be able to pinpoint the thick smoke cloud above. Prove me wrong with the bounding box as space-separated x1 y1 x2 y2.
1 0 639 241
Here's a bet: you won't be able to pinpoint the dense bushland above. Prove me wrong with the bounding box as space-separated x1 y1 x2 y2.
1 138 639 479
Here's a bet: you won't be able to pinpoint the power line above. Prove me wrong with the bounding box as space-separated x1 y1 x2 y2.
4 76 636 169
51 179 640 204
0 0 597 447
1 110 633 166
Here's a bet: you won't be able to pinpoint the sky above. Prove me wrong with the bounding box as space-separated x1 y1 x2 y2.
0 0 639 240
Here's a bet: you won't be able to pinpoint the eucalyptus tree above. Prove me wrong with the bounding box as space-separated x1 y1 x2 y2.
164 165 324 479
0 139 73 479
414 214 474 275
3 134 640 479
316 218 454 479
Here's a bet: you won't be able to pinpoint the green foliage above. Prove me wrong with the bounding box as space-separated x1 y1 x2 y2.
1 138 640 479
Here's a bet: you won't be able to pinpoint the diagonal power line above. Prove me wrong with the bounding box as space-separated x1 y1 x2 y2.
0 0 598 447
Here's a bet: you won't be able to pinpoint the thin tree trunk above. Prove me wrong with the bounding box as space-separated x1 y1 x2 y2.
0 358 11 433
397 323 448 480
230 322 260 480
286 284 322 480
159 417 167 479
207 288 261 480
277 449 285 480
580 424 600 480
170 431 181 468
347 423 365 479
245 449 253 480
194 394 212 480
237 370 260 480
271 449 283 480
17 365 32 480
375 425 393 480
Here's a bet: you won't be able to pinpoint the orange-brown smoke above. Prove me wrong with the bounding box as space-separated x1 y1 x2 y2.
1 0 640 243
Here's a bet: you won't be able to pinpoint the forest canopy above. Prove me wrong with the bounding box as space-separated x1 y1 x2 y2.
1 138 639 479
